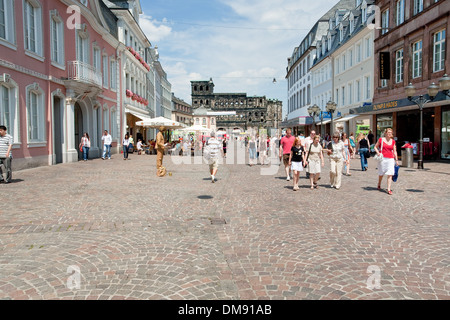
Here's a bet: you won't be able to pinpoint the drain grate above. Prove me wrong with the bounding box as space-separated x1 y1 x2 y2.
210 218 227 225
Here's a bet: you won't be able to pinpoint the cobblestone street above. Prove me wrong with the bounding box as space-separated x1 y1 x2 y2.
0 148 449 300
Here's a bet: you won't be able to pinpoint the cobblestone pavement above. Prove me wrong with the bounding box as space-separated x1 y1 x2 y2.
0 145 449 300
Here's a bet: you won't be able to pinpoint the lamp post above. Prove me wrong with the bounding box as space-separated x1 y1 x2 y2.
405 82 439 169
307 104 320 131
326 100 337 135
439 74 450 98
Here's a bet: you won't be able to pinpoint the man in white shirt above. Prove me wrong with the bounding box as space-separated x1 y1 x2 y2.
101 130 112 160
205 131 222 183
0 125 13 183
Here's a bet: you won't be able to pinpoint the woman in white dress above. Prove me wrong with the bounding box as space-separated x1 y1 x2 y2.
305 135 324 189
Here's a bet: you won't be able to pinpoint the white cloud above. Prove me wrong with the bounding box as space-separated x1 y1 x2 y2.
139 14 172 43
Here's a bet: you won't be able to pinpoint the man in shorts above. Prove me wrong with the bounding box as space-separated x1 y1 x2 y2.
205 131 222 183
279 128 295 181
0 125 13 184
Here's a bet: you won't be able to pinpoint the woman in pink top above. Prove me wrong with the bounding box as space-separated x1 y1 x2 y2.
374 128 399 195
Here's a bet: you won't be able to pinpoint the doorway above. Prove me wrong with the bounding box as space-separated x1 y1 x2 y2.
74 103 83 160
53 96 64 164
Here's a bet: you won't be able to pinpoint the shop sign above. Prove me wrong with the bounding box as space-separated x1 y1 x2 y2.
372 100 399 111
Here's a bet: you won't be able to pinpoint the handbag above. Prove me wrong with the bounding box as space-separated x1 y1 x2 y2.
392 165 399 182
374 139 384 162
365 149 371 158
304 144 312 168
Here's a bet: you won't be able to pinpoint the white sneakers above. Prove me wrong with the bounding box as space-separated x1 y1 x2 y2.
211 175 215 183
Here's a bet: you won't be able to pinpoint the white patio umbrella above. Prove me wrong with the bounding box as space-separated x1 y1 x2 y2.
135 116 184 129
181 125 212 133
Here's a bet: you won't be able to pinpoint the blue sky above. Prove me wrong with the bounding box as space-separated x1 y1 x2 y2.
139 0 339 114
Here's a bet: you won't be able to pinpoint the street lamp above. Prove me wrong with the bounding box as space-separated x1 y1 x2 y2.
326 100 337 135
405 82 439 169
307 104 320 130
439 74 450 98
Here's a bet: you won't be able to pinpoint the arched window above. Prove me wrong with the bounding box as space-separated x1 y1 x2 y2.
26 82 45 143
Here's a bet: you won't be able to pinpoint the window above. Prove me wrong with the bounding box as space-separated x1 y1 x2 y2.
202 118 206 126
365 37 371 58
350 16 354 34
356 43 361 63
412 40 422 78
24 0 43 57
356 80 361 102
93 46 101 71
381 9 389 35
348 83 353 104
395 49 404 83
76 29 89 63
0 0 15 45
413 0 423 15
102 55 108 88
50 11 64 66
342 54 346 71
396 0 405 26
365 76 371 99
26 83 45 143
433 29 446 73
349 49 353 67
110 59 117 90
103 106 109 132
335 89 339 107
341 86 345 106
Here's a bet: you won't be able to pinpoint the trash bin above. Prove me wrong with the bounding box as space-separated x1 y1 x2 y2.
401 144 414 168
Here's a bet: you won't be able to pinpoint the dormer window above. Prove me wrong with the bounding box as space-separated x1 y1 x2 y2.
350 16 354 33
362 2 367 23
339 25 344 42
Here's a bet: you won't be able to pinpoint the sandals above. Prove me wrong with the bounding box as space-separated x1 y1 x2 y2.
388 190 393 195
377 185 381 190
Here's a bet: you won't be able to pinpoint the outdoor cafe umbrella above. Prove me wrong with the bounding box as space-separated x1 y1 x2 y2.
135 116 184 129
181 125 212 133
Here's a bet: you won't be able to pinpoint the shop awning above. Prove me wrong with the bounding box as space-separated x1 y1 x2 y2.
319 119 332 125
334 114 359 123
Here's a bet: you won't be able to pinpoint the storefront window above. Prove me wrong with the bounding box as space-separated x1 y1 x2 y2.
376 114 393 140
442 108 450 159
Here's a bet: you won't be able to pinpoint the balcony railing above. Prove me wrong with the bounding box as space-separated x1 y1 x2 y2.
67 61 102 87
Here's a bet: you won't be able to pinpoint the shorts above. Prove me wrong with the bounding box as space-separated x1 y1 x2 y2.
209 159 218 171
283 154 290 166
291 161 304 172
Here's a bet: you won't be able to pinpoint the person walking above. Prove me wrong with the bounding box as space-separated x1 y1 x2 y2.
101 130 112 160
326 133 348 190
288 137 305 191
303 130 316 178
342 132 353 176
222 138 227 159
305 135 324 189
374 128 399 195
0 125 13 184
247 136 257 166
259 134 268 165
349 132 356 159
357 133 370 171
79 132 90 161
122 133 130 160
279 128 295 181
205 131 222 183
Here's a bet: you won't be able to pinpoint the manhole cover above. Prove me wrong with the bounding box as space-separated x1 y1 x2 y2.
210 218 227 225
197 195 213 200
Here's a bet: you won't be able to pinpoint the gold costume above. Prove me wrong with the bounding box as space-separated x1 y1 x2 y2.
156 127 165 175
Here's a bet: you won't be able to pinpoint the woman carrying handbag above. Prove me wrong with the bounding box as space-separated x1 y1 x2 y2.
374 128 399 195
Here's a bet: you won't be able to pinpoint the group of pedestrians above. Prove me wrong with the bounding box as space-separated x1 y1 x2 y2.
278 127 398 195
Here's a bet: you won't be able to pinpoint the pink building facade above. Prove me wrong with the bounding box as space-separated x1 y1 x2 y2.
0 0 123 170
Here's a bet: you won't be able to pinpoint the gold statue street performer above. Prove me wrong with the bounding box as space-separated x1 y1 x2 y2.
156 126 166 176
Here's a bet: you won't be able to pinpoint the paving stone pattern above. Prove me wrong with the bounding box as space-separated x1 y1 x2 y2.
0 147 449 300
